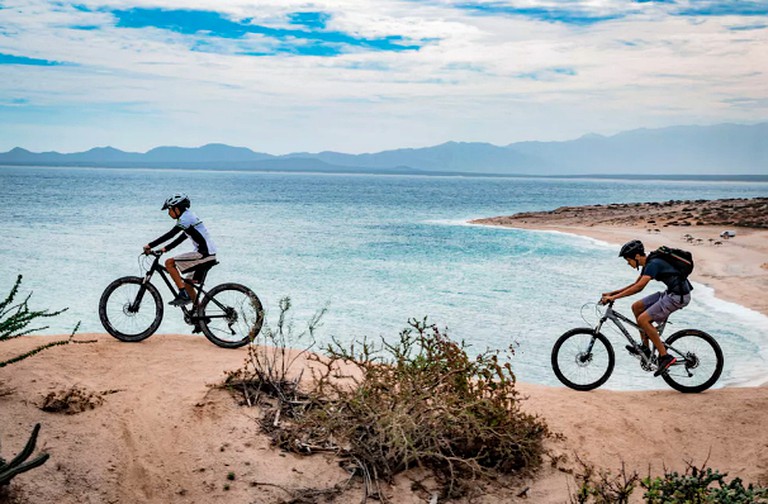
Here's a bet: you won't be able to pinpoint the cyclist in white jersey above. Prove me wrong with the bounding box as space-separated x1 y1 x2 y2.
143 193 217 306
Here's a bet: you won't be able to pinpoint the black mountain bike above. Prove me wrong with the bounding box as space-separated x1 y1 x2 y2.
551 300 724 393
98 251 263 348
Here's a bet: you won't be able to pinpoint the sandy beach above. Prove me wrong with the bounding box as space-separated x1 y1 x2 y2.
1 333 766 504
471 198 768 317
2 198 767 503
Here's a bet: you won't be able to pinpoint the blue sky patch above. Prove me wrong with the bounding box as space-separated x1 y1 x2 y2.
676 1 768 17
289 12 330 30
110 8 422 56
517 66 577 80
456 2 623 25
0 53 62 66
727 22 767 30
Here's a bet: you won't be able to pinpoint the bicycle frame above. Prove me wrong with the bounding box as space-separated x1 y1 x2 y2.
593 302 668 363
132 253 210 323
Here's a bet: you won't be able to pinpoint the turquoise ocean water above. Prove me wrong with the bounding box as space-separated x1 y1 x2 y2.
1 165 767 389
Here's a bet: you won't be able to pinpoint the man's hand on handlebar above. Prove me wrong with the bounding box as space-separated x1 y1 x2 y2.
143 245 164 256
599 294 615 306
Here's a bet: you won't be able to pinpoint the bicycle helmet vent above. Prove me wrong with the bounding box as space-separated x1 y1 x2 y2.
162 192 190 210
619 240 644 259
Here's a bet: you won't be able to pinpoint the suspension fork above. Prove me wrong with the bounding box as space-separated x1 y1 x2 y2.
130 257 161 311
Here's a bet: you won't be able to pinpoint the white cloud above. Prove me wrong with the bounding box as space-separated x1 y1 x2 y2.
0 0 766 153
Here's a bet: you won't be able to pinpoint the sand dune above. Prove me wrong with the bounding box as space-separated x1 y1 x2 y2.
1 333 766 503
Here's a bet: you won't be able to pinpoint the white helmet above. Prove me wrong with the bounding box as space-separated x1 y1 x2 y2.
161 192 190 210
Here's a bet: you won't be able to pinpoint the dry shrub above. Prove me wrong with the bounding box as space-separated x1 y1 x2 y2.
40 386 118 414
271 318 551 498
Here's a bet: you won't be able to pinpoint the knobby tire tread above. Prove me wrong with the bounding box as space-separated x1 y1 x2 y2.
98 276 163 342
198 282 263 349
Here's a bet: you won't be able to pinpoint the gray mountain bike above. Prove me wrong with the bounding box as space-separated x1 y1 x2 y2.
551 300 724 393
98 251 263 349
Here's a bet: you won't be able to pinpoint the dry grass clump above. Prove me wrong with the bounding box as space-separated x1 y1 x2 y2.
245 316 550 499
39 386 119 415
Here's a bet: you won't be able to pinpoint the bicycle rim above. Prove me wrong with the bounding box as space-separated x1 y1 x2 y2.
662 330 723 393
199 283 263 348
99 277 162 341
552 329 615 391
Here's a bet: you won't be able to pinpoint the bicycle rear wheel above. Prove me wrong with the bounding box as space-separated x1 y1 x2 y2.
662 329 723 393
98 276 163 342
198 283 264 348
552 328 615 391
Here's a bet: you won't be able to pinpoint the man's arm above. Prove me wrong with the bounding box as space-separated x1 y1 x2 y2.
145 226 183 253
163 233 187 252
602 275 651 303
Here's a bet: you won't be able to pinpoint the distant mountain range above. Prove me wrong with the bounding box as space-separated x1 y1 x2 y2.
1 122 766 177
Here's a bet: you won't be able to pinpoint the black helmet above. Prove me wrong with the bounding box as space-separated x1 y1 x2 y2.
619 240 644 259
161 192 190 211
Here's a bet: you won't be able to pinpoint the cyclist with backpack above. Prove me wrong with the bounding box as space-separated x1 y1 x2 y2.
600 240 693 376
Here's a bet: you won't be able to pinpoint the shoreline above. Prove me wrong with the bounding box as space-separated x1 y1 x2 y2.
469 219 768 318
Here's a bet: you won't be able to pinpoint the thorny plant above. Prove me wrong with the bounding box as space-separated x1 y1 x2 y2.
266 317 551 501
0 275 85 369
1 274 92 491
570 457 768 504
570 457 640 504
225 297 326 409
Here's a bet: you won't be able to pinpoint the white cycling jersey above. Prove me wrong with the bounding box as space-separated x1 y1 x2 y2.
176 210 217 255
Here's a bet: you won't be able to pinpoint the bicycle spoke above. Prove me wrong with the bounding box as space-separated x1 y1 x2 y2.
199 284 262 347
99 277 163 342
552 329 614 391
661 330 723 393
665 338 718 385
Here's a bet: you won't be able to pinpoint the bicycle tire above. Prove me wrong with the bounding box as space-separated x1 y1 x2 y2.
552 328 615 391
98 276 163 342
661 329 724 393
198 283 264 349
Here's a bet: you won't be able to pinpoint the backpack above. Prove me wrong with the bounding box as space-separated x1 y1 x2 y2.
649 246 694 278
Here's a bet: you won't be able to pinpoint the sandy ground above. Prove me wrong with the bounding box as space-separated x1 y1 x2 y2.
1 333 767 504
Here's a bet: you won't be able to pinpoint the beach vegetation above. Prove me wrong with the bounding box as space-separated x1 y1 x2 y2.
1 274 82 370
227 306 551 501
1 274 90 494
571 459 768 504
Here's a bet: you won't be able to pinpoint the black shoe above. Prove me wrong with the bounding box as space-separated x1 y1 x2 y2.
654 354 677 377
626 344 651 359
169 291 192 306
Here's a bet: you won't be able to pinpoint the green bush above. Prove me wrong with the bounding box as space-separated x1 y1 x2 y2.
571 460 768 504
1 274 79 369
1 274 89 492
271 317 550 498
643 465 768 504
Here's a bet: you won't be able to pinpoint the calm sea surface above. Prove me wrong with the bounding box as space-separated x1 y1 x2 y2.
2 165 767 389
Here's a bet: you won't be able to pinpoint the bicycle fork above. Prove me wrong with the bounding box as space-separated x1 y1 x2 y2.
128 275 153 313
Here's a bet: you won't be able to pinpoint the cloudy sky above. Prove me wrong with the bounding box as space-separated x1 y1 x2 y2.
0 0 766 154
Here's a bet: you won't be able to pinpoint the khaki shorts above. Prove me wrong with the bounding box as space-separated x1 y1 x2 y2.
641 291 690 323
173 252 217 279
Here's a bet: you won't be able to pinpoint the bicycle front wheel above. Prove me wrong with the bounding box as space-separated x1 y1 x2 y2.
552 328 615 391
198 283 264 348
98 276 163 342
662 329 724 393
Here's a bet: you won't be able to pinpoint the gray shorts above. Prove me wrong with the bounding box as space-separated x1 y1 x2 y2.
173 252 217 279
642 291 690 323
